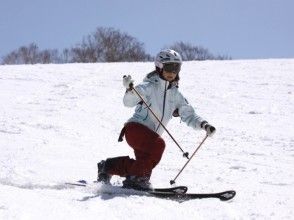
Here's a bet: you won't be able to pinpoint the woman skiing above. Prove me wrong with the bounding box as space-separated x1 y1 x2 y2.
97 49 215 190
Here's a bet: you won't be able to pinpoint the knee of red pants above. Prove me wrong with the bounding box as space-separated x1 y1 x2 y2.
150 137 166 167
129 137 165 175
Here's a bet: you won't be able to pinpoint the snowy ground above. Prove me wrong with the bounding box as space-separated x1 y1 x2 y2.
0 59 293 219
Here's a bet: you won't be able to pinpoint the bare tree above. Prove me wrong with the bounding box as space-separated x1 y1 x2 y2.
2 51 19 64
1 43 62 64
61 48 71 63
167 41 230 61
1 43 39 64
18 43 39 64
39 49 60 64
71 38 98 63
70 27 151 63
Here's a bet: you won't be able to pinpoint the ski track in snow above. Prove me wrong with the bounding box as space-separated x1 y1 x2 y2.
0 60 294 219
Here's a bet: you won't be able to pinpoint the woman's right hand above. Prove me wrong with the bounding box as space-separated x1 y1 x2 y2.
123 75 134 90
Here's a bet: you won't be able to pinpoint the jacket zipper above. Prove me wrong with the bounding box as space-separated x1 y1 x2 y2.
156 81 168 132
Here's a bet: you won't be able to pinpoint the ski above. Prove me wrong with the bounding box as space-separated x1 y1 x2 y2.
148 190 236 201
65 180 236 201
65 180 188 193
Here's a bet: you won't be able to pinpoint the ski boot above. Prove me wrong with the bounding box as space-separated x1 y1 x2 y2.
122 175 152 191
97 160 112 184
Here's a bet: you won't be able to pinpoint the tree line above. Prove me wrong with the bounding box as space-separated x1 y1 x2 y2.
1 27 230 65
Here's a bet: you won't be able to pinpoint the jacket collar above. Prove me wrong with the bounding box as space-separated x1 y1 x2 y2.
144 73 178 90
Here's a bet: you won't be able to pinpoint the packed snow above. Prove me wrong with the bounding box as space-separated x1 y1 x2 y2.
0 59 293 219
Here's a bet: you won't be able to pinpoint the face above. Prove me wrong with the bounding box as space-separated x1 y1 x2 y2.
162 70 177 82
161 63 181 82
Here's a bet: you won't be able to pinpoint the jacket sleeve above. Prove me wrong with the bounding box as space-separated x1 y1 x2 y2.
176 92 205 130
123 81 151 107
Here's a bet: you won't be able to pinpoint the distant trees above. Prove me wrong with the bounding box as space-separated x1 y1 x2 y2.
2 43 61 64
71 27 151 62
1 27 230 65
2 28 151 64
167 41 230 61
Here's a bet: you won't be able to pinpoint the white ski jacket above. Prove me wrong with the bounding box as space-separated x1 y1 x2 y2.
123 73 205 136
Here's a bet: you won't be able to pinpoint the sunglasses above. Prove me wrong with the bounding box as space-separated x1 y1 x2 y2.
163 63 181 74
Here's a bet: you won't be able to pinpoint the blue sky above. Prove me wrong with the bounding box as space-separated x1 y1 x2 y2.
0 0 293 60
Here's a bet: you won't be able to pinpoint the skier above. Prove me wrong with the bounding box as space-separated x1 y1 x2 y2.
97 49 216 190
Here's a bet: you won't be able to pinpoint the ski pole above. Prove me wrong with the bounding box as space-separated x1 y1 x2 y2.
170 134 209 185
130 83 189 159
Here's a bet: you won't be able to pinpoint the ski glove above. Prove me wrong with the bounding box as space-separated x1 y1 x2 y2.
123 75 134 90
200 121 216 137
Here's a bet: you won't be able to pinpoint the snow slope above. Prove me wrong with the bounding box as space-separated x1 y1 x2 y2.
0 59 293 219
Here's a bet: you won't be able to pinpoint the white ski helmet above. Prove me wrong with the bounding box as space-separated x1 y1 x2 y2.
155 49 182 69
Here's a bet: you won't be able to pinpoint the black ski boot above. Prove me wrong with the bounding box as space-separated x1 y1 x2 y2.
122 176 152 191
97 160 112 184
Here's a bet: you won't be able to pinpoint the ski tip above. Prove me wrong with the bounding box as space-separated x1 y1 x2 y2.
65 180 89 187
219 190 236 201
173 186 188 194
77 180 88 184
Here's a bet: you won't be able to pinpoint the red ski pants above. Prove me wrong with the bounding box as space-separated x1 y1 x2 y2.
107 122 165 177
